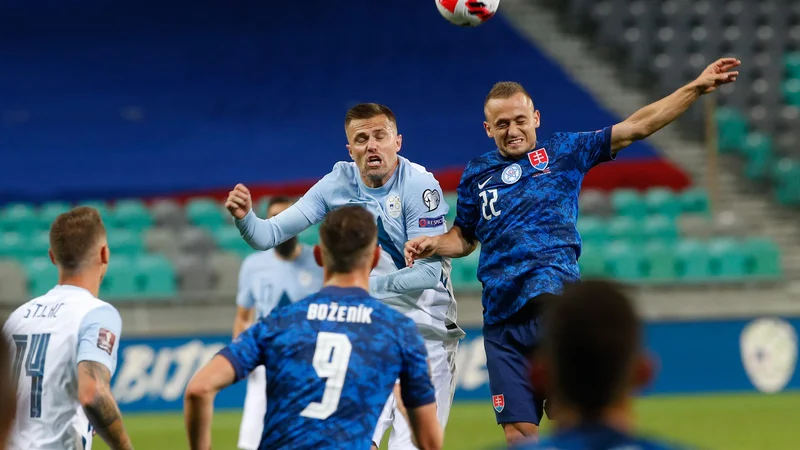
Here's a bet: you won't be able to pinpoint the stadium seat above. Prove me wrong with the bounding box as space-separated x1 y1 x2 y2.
178 227 216 257
214 227 255 257
110 199 153 231
708 238 746 280
209 252 242 295
679 188 710 215
37 202 71 229
0 203 37 233
782 78 800 108
644 188 681 218
742 237 782 279
298 223 320 246
642 241 677 282
771 158 800 205
107 229 144 257
578 245 606 278
100 256 139 299
24 258 58 298
610 189 647 219
715 107 748 153
608 216 645 244
643 215 678 244
176 254 214 292
136 254 177 297
741 133 774 180
152 199 187 229
144 228 181 260
186 197 227 231
0 232 27 260
674 239 712 282
577 217 608 246
785 53 800 80
27 231 51 260
450 248 481 290
0 260 27 303
444 193 458 224
579 189 610 217
604 240 644 281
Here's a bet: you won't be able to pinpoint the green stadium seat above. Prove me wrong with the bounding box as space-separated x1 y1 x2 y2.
444 193 458 224
24 258 58 298
0 203 37 233
642 241 677 282
299 223 320 246
715 107 748 153
578 244 606 278
214 227 255 257
254 197 271 217
782 78 800 108
450 248 481 290
610 189 647 219
37 202 71 230
186 198 227 231
771 159 800 205
604 241 645 281
577 217 608 246
137 254 177 297
110 200 153 231
679 188 710 215
708 238 746 280
27 231 51 260
785 53 800 79
675 239 711 282
107 229 145 256
608 216 645 244
742 237 782 279
741 133 774 180
0 232 27 260
643 215 678 244
644 188 681 218
100 256 139 299
75 201 110 221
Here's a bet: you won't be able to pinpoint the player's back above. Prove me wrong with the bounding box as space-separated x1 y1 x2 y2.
2 285 119 450
514 424 689 450
221 285 433 449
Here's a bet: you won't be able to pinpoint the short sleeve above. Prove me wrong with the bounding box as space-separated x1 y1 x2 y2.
218 317 277 381
453 167 480 241
404 173 449 240
570 126 614 172
294 166 340 224
398 319 436 409
77 305 123 376
235 256 256 309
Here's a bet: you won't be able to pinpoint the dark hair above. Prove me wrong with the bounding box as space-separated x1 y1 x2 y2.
344 103 397 130
318 205 377 274
267 196 293 217
485 81 533 107
542 280 641 420
49 206 106 272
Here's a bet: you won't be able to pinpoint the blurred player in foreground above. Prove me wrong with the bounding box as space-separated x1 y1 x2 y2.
185 205 443 450
232 196 323 450
405 58 740 445
515 280 686 449
2 207 132 450
226 103 462 449
0 324 16 450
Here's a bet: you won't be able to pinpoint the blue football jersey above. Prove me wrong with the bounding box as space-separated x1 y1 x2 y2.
513 424 689 450
454 128 613 324
218 286 436 450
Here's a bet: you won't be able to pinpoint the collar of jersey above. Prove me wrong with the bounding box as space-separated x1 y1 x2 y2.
319 286 370 297
357 158 400 196
52 284 93 297
494 146 537 163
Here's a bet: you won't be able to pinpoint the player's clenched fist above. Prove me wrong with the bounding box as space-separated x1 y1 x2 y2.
225 184 252 220
404 236 440 267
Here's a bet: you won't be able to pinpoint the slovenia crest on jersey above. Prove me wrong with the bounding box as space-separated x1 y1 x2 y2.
386 194 402 218
501 163 522 184
492 394 505 413
528 148 549 171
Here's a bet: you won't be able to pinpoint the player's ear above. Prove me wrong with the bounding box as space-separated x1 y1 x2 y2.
48 249 56 266
371 245 381 270
533 110 541 129
101 244 110 265
313 245 323 267
483 121 493 138
395 134 403 153
633 351 657 391
346 144 355 161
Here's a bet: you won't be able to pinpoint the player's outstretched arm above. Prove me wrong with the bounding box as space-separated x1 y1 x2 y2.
611 57 740 153
405 225 477 267
77 361 133 450
184 355 237 450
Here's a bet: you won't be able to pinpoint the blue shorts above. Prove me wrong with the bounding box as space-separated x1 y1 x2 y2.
483 299 549 425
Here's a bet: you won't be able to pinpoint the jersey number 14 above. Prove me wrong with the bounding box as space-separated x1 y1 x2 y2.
300 332 353 420
12 333 51 418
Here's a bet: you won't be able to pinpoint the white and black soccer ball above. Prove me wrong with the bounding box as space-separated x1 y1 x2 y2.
435 0 500 27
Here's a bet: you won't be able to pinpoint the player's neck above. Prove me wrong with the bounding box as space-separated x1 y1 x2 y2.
276 244 302 261
554 400 634 434
58 270 102 298
324 272 370 292
360 159 399 189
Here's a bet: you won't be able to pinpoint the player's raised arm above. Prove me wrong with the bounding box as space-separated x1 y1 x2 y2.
611 57 740 154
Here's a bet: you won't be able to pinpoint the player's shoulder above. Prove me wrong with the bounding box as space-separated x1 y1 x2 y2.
241 249 275 271
546 127 609 148
462 149 501 178
329 160 359 179
398 157 440 187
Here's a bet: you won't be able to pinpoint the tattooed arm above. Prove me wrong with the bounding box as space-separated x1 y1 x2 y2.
77 361 133 450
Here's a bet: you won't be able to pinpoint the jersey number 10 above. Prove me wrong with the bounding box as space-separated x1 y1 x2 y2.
12 333 51 418
300 332 353 420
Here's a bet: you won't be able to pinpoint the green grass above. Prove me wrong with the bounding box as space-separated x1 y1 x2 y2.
95 392 800 449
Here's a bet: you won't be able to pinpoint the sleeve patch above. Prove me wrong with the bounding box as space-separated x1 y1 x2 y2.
422 189 441 211
418 216 445 228
96 328 116 355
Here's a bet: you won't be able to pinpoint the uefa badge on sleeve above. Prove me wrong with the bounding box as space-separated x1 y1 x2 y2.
492 394 505 413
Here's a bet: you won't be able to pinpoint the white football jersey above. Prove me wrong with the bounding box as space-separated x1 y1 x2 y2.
2 285 122 450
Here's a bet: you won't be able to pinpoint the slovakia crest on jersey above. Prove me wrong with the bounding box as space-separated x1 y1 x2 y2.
528 148 549 171
492 394 505 413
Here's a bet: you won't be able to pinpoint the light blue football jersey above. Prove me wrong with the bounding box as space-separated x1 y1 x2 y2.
235 156 463 341
236 245 323 320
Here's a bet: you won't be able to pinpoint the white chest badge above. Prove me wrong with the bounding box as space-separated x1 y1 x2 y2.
422 189 441 211
386 194 402 218
502 163 522 184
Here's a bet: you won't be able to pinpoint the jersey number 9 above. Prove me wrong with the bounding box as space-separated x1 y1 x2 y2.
300 332 353 420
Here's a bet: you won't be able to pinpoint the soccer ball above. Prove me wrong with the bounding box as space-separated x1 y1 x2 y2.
435 0 499 27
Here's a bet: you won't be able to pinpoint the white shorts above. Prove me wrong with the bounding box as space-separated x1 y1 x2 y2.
371 339 458 449
237 366 266 450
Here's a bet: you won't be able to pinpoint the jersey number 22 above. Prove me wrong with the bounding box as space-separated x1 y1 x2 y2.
12 333 51 418
479 189 501 220
300 332 353 420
